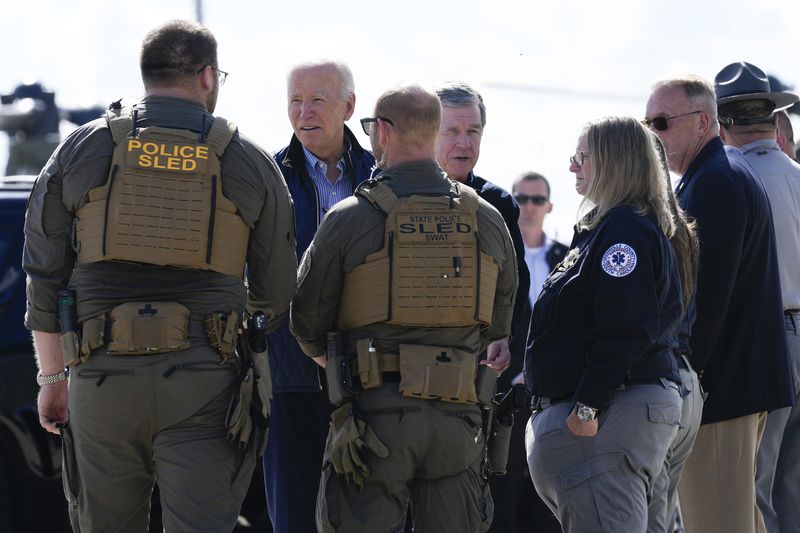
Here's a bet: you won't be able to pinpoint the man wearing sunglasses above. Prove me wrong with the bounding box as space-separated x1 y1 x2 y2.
646 75 793 533
504 170 567 533
266 59 376 533
292 84 518 532
713 62 800 533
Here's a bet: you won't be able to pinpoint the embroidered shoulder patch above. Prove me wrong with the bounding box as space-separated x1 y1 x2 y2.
601 243 637 277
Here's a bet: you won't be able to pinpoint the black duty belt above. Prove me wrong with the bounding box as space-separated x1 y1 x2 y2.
530 394 572 412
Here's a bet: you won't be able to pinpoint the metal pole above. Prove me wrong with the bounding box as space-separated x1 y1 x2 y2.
195 0 203 24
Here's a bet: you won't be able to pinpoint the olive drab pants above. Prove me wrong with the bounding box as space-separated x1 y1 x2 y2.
61 345 255 532
316 382 493 533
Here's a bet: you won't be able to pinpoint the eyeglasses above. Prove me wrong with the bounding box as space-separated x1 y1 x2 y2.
197 65 228 86
642 110 701 132
360 116 394 135
569 151 588 167
514 194 549 206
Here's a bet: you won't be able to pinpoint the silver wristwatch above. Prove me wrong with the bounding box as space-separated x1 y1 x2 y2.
36 369 68 386
575 402 598 422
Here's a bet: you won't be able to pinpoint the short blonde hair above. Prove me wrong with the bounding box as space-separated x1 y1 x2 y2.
375 85 441 148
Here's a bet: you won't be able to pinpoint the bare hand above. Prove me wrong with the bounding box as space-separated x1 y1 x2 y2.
480 338 511 375
38 381 68 435
566 410 598 437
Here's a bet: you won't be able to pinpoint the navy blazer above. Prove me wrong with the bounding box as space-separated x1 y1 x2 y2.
268 126 375 392
676 137 794 424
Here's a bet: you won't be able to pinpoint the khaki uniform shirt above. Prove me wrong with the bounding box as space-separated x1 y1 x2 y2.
290 160 518 357
24 95 297 333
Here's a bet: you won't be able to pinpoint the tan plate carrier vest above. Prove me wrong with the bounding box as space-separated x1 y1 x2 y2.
74 108 249 276
336 180 499 330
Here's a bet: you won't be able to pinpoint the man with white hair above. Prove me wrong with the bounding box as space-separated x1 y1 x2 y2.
264 59 375 533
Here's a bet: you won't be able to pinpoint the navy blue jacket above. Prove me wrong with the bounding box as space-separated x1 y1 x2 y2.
464 172 530 340
268 126 375 392
676 137 794 423
526 206 683 410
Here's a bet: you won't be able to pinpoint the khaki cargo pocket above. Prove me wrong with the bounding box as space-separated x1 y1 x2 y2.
59 423 81 526
107 302 190 355
560 452 639 532
398 344 478 404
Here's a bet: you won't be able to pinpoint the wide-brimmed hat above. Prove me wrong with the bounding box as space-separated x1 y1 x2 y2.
715 62 799 111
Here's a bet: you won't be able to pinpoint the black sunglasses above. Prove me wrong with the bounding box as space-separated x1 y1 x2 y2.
514 194 549 206
642 110 701 132
360 116 394 135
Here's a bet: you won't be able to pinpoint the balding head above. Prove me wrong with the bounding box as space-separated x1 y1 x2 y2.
375 84 441 149
369 85 441 168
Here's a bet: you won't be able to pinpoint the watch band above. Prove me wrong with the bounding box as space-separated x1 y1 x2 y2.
36 370 68 386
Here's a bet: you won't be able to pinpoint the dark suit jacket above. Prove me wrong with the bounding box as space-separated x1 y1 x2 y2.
676 137 794 424
465 172 530 339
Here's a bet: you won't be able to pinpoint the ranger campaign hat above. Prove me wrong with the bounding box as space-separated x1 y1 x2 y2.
715 61 799 111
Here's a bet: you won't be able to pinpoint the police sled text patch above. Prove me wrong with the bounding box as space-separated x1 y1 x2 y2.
601 243 637 277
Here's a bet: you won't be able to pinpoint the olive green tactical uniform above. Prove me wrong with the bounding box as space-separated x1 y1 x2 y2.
291 161 518 533
23 96 297 532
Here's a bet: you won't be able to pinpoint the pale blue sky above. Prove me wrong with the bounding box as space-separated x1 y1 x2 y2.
3 0 798 239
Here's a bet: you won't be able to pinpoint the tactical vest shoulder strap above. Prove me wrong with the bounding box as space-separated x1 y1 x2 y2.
206 116 237 156
357 181 398 215
105 108 133 145
454 181 480 212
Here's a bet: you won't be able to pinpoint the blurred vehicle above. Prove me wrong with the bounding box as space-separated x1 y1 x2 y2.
0 174 71 532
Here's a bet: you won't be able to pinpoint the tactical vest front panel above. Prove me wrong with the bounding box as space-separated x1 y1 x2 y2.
75 111 249 277
336 182 498 330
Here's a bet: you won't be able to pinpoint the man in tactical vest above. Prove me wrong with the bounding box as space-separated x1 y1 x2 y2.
23 20 297 532
291 84 518 532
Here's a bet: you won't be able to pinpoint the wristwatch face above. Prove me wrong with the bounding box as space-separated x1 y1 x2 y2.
576 404 597 422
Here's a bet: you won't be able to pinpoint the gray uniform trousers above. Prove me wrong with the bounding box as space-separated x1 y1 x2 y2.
526 381 682 533
647 362 703 533
756 311 800 533
316 382 493 533
61 343 255 532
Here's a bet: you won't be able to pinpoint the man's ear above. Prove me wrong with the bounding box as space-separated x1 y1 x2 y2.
198 65 215 92
343 94 355 121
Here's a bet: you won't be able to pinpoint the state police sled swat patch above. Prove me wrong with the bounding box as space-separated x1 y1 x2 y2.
601 243 637 277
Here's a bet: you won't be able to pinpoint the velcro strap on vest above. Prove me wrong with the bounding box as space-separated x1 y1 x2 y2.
357 181 398 214
106 108 132 144
205 116 237 156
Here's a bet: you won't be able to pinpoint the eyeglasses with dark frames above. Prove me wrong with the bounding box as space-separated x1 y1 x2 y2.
570 150 588 167
360 116 394 136
642 110 701 132
197 65 228 86
514 194 549 206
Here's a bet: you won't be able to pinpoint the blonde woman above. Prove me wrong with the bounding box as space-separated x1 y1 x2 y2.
525 116 685 532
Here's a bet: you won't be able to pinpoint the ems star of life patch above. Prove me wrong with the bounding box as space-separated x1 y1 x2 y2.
601 243 637 277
